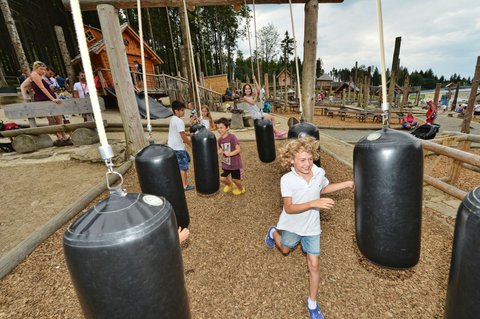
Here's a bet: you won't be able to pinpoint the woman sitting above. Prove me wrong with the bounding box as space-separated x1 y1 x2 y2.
401 111 418 130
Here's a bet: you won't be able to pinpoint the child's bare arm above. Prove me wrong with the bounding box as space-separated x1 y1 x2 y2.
320 181 354 195
283 196 335 214
179 131 192 148
224 144 240 157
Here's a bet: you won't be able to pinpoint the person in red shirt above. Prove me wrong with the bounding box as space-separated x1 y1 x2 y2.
401 111 418 130
426 100 438 124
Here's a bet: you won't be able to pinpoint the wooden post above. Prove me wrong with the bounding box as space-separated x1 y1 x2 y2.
461 56 480 133
0 64 7 87
264 73 269 99
451 82 460 111
353 61 358 102
363 66 371 108
433 82 442 106
273 72 276 101
449 140 472 184
387 36 401 106
301 0 318 122
400 74 410 112
54 25 76 86
97 4 146 156
179 5 194 103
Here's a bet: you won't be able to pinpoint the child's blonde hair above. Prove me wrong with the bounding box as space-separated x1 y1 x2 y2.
202 105 215 129
279 136 320 170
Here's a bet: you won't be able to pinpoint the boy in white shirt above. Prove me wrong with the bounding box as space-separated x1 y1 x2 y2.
168 100 194 191
265 137 354 319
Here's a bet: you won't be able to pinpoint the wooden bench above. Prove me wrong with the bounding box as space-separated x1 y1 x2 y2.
3 98 106 153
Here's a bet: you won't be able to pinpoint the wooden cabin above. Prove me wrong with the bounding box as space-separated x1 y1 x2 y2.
71 24 163 90
316 74 333 93
276 69 293 88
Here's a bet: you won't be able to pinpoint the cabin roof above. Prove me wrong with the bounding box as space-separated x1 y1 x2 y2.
71 23 163 65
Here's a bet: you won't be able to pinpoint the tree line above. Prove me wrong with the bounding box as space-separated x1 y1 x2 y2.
0 0 470 90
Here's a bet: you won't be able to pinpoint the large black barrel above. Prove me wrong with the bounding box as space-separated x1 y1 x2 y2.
135 144 189 228
64 193 191 319
354 128 423 268
191 125 219 195
288 121 320 166
254 119 275 163
445 187 480 319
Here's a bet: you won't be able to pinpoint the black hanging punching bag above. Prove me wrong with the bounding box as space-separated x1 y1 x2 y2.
445 187 480 319
288 121 321 166
354 128 423 268
254 118 275 163
64 193 191 319
135 144 189 228
191 125 219 195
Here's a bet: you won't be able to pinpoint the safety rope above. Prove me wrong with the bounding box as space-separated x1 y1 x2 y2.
182 0 203 121
136 0 153 142
288 0 303 115
376 0 389 127
70 0 124 194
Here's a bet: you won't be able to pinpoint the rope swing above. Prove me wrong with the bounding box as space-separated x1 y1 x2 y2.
181 0 203 120
136 0 153 142
288 0 303 115
375 0 389 126
244 0 254 77
70 0 122 193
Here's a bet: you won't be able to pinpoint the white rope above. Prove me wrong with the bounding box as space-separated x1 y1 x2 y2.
376 0 389 123
252 0 261 88
70 0 113 169
288 0 303 114
182 0 202 120
136 0 152 138
245 0 254 77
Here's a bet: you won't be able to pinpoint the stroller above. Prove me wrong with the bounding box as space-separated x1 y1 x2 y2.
411 123 440 140
0 120 20 152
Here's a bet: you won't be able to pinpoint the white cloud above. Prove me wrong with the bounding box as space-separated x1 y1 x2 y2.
237 0 480 78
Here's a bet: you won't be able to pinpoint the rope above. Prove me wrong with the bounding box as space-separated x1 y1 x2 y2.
136 0 153 141
244 0 254 77
376 0 389 126
70 0 114 172
288 0 303 114
182 0 202 120
252 0 261 88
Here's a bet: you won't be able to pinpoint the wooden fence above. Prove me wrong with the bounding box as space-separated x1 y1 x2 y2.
422 133 480 199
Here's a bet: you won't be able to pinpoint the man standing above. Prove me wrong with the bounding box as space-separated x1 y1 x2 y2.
73 71 92 121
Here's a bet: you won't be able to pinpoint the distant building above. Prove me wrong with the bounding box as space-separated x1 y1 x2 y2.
316 74 333 92
276 69 293 88
71 24 163 89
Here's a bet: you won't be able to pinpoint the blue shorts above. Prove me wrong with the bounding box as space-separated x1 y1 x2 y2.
280 230 320 256
175 150 190 171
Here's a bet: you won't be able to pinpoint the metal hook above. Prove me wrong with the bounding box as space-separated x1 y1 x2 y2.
106 170 127 196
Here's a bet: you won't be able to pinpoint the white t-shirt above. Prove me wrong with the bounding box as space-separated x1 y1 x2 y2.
73 81 89 98
277 165 329 236
201 118 210 129
168 115 186 151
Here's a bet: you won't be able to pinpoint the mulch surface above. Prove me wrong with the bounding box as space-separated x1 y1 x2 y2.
0 141 455 318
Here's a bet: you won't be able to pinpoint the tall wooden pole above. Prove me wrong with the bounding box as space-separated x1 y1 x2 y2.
461 56 480 133
0 64 8 86
387 36 401 106
451 83 460 111
264 72 269 99
353 61 358 102
97 4 146 156
165 8 179 76
433 82 442 106
179 5 194 102
54 26 76 88
400 74 409 112
1 0 30 77
301 0 318 122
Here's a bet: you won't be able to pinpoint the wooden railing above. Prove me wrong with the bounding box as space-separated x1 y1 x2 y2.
98 69 223 107
422 133 480 199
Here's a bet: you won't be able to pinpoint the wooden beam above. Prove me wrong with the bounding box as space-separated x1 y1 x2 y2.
0 121 99 138
301 0 318 123
424 174 467 200
63 0 344 11
421 139 480 167
54 25 76 90
4 98 105 119
97 4 147 156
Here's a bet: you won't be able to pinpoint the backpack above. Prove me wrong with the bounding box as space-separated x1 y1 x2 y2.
0 120 20 152
411 124 440 140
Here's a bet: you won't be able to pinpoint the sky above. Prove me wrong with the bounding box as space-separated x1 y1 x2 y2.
237 0 480 79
